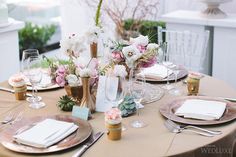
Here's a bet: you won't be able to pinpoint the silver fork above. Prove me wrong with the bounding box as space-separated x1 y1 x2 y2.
164 120 214 137
0 111 14 124
166 119 222 135
10 111 24 125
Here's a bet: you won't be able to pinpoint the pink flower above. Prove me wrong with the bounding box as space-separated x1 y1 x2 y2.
89 58 99 69
105 108 122 120
140 57 157 68
56 66 66 76
112 51 124 62
56 75 66 87
137 45 146 53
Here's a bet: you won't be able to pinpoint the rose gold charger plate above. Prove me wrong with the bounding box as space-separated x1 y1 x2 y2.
0 115 92 154
138 67 188 83
159 96 236 125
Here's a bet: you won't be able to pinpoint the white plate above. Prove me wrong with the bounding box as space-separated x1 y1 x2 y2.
8 73 60 91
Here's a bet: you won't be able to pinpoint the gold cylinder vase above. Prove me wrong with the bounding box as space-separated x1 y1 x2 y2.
90 42 97 58
80 77 96 113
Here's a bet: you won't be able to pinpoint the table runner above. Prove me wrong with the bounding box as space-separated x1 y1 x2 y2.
0 76 235 157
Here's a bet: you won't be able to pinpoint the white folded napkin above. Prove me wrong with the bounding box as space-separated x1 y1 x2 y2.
175 99 226 120
13 119 78 148
138 64 173 79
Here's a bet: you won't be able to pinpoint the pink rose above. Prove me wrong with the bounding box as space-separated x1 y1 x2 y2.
137 45 146 53
112 51 124 62
56 75 66 87
89 58 99 69
56 66 66 76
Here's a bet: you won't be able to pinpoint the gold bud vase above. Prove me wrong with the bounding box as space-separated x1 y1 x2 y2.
64 85 83 102
80 77 96 113
90 42 97 58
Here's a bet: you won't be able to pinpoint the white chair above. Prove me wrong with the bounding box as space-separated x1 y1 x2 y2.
157 27 210 73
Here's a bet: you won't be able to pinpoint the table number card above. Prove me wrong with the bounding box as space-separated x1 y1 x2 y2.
95 76 118 112
72 106 90 120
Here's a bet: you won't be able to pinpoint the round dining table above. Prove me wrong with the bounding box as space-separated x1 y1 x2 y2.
0 75 235 157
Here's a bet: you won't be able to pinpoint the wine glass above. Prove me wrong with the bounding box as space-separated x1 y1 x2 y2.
161 42 174 91
105 74 126 107
22 56 46 109
130 73 147 128
105 74 127 130
168 64 182 96
21 49 42 102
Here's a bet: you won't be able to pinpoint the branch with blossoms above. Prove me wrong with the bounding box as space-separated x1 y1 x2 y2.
84 0 159 37
102 35 159 75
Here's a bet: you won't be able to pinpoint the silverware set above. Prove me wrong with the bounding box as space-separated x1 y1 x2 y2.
164 119 222 137
0 109 24 126
72 132 104 157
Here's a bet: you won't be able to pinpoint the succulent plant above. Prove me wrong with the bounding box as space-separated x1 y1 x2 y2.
57 95 77 111
118 95 137 117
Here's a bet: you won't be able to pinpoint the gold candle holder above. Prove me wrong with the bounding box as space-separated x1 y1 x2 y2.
11 75 27 100
106 122 122 140
14 85 27 100
187 73 203 95
64 85 83 102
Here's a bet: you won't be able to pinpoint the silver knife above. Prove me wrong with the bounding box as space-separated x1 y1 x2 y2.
0 87 32 97
72 132 104 157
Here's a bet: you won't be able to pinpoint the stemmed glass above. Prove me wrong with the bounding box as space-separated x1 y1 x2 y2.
161 42 175 91
130 73 147 128
105 74 127 130
22 53 45 109
168 64 182 96
105 74 126 108
21 49 42 102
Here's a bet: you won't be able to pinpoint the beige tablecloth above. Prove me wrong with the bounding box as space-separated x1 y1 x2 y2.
0 76 235 157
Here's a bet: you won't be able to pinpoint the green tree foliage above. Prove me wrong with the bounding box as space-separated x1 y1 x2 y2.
19 22 56 58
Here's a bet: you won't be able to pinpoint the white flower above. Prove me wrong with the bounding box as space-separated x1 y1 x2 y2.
66 74 80 86
73 56 91 68
79 68 92 77
60 34 86 57
74 57 98 77
113 65 127 78
147 43 159 50
130 35 149 47
122 45 142 68
85 26 102 44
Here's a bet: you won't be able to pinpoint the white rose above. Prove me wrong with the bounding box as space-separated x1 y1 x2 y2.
147 43 159 50
79 68 92 77
113 65 127 78
122 45 142 68
66 74 80 86
130 35 149 47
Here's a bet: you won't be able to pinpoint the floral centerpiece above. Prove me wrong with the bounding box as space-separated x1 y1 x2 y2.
101 35 159 77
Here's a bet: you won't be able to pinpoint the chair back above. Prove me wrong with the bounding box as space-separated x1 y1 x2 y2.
157 27 210 73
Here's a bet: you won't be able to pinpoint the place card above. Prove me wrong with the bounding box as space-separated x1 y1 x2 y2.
72 106 90 120
95 76 118 112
